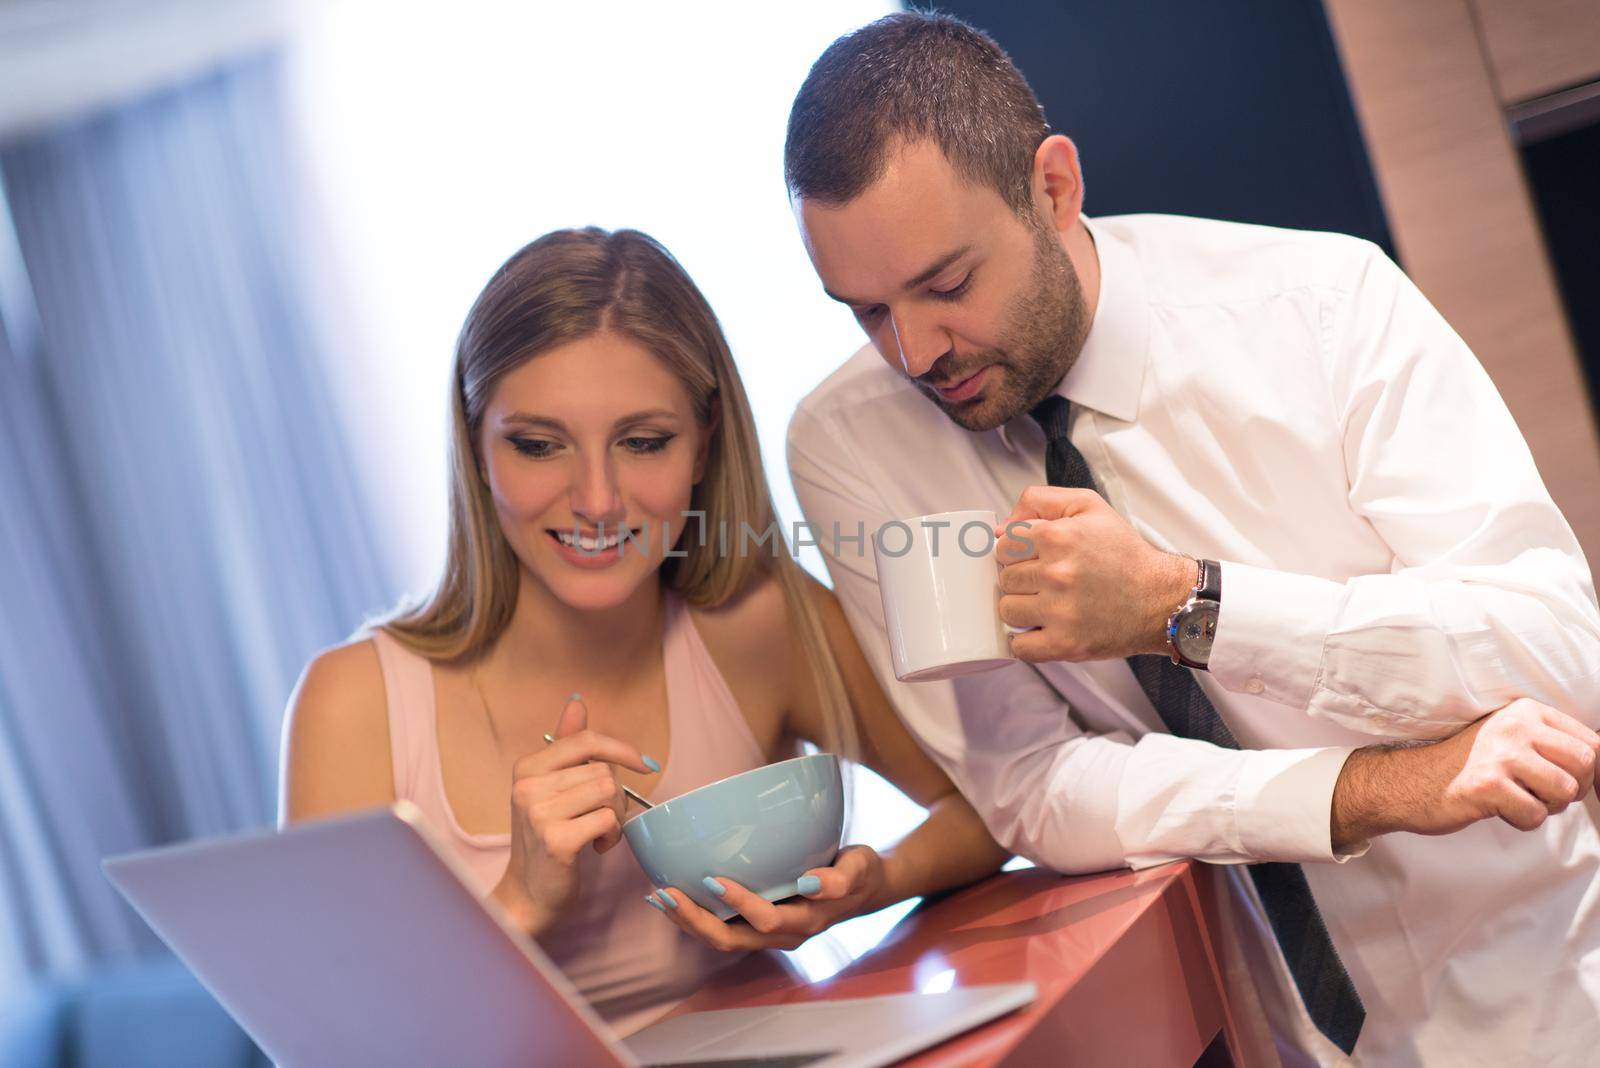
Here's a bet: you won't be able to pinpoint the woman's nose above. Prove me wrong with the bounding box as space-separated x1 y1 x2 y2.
570 455 625 526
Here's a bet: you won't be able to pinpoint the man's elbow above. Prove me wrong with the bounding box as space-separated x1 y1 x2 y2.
983 792 1129 878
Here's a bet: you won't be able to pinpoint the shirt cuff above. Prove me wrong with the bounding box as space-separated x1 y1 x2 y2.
1210 561 1344 711
1234 746 1367 863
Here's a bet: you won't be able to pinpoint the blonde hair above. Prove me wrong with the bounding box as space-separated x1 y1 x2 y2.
379 228 857 759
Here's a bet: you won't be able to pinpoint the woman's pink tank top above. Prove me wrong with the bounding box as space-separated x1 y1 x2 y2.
366 593 768 1035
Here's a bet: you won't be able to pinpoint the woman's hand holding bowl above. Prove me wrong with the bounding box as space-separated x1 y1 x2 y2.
648 844 886 952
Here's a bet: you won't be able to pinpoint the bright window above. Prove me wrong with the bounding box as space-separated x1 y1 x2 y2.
284 1 923 976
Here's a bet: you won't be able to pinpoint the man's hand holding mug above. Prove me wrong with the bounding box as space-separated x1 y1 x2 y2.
996 486 1194 663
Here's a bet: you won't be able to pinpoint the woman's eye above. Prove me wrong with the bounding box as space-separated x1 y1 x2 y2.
930 274 972 300
621 435 674 455
508 437 557 459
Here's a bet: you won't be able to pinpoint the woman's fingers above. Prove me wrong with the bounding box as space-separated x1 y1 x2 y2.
511 694 662 778
517 762 609 800
525 770 627 852
706 878 790 937
644 852 888 946
594 820 624 854
799 847 869 900
516 728 659 778
648 881 821 951
652 888 755 952
553 693 588 739
539 806 622 862
509 701 643 858
532 767 621 821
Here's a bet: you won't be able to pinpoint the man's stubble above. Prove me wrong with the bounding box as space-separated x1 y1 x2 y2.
922 221 1091 433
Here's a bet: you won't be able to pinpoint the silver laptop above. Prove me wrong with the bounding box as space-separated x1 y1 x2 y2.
103 804 1034 1067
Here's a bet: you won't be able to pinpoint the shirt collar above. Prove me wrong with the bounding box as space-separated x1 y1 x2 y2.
996 214 1150 452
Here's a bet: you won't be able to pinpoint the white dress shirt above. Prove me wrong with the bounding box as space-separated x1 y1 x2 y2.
788 214 1600 1066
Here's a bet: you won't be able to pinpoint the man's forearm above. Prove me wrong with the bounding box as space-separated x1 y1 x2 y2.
1330 700 1600 851
1329 741 1437 852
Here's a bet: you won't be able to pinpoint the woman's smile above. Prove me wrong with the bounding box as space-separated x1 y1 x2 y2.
547 525 646 569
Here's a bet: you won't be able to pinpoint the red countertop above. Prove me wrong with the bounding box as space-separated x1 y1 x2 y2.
665 860 1247 1067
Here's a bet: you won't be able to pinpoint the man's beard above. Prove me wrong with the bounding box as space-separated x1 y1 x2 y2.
918 223 1090 432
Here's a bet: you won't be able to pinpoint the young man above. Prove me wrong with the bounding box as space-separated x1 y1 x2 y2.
784 13 1600 1066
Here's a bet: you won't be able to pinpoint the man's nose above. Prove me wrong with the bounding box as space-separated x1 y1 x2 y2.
888 308 949 379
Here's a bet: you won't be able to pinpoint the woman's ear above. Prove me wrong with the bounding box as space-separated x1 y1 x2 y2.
1032 134 1085 233
693 392 721 484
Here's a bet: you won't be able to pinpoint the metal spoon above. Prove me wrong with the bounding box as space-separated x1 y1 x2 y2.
543 732 655 810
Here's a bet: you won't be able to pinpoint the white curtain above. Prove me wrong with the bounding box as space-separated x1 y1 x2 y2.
0 53 396 993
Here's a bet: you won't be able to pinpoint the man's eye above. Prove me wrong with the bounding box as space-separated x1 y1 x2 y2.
930 274 972 300
509 437 557 458
855 305 886 322
622 435 674 455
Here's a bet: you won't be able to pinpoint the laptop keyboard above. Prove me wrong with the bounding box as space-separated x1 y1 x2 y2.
643 1054 838 1068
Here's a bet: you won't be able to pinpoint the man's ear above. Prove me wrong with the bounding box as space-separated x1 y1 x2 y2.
1032 134 1085 233
693 392 722 484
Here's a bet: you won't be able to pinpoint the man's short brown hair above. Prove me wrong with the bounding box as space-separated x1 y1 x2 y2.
784 11 1050 216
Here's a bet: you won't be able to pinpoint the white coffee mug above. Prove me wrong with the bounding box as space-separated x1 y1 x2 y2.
874 509 1015 682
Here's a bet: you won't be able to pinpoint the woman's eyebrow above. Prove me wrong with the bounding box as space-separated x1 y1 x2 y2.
501 412 563 430
612 409 680 427
500 410 681 429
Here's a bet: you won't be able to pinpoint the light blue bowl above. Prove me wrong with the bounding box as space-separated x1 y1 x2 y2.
623 753 843 920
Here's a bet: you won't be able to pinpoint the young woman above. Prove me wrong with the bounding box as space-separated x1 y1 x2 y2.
279 228 1008 1035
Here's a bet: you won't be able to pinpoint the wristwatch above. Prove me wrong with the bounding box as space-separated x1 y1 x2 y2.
1166 558 1221 670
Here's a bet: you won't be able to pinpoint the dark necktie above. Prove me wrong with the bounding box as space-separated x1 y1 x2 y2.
1030 395 1365 1056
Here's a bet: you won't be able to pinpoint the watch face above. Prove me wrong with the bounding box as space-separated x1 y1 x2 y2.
1174 601 1220 664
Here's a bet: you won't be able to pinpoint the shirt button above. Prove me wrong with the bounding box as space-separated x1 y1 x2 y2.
1244 675 1266 696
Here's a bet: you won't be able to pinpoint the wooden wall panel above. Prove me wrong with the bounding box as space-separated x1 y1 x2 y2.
1322 0 1600 573
1471 0 1600 104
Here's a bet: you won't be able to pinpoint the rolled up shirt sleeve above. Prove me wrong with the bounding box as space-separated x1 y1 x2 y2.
954 666 1362 872
790 406 1360 873
1209 243 1600 738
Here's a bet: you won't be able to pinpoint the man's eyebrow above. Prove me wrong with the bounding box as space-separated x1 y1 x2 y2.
821 244 974 308
901 245 973 292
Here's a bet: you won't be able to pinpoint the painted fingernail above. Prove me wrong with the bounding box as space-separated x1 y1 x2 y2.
655 889 678 910
644 894 665 912
568 692 583 702
797 875 822 896
643 754 662 774
702 876 726 897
